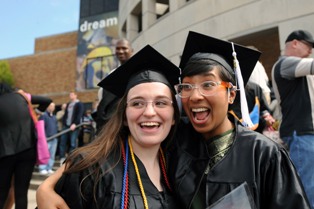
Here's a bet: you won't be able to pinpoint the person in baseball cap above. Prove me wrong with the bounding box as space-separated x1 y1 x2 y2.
285 30 314 48
272 28 314 208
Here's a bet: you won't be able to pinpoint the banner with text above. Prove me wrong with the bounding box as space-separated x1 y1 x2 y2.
76 11 119 90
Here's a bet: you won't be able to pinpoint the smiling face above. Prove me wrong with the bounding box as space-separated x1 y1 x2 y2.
181 67 236 139
115 39 133 64
125 82 175 149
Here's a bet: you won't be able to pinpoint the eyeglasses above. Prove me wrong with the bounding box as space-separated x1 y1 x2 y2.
127 98 173 110
299 40 312 49
175 81 234 98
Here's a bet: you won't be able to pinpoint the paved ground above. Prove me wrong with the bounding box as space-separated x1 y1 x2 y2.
8 189 37 209
28 189 37 209
11 161 59 208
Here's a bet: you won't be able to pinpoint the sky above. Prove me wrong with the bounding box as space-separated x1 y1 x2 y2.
0 0 80 60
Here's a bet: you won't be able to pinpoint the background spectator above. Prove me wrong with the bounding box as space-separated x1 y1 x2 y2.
272 29 314 208
78 109 95 147
38 102 58 175
58 92 84 166
247 46 272 105
95 38 134 131
56 103 66 132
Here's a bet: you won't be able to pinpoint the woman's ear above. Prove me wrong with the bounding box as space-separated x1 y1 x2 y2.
229 89 236 104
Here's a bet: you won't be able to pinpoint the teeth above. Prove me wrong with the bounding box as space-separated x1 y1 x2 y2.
141 122 159 126
192 108 208 112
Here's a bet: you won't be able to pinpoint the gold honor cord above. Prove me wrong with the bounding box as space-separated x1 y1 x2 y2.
159 148 166 168
128 136 149 209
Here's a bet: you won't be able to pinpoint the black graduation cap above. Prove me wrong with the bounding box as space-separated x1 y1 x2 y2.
179 31 262 128
98 45 180 97
179 31 261 86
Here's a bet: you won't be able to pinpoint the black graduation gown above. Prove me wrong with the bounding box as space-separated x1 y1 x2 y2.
55 149 178 209
168 119 310 209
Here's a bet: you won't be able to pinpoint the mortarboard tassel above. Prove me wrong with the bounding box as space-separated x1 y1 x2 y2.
231 42 254 128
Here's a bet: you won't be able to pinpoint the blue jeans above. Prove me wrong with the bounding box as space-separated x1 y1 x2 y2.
282 132 314 209
39 138 58 171
58 126 79 159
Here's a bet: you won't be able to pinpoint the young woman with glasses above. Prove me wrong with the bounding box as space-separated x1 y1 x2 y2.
168 31 310 209
36 45 181 209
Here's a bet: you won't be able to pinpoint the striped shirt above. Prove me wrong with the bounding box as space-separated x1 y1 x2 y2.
272 55 314 137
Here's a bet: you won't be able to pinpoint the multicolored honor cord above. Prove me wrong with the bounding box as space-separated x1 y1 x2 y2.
120 135 172 209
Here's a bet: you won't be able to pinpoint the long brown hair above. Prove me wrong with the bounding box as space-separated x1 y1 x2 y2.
62 87 180 200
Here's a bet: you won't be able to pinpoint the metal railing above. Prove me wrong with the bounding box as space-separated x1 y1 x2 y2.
46 122 92 141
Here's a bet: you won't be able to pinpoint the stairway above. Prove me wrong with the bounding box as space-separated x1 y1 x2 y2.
29 159 61 190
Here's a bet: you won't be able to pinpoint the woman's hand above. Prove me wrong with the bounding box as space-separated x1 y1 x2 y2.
36 165 70 209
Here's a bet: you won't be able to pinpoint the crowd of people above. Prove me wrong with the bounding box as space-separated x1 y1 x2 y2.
0 30 313 209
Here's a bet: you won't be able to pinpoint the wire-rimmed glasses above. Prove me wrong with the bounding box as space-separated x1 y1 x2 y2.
126 98 173 111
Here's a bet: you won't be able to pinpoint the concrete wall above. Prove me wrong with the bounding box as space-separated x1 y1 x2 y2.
119 0 314 76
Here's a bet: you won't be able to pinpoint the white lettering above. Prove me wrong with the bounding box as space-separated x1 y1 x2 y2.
99 20 106 28
92 21 99 30
79 17 118 32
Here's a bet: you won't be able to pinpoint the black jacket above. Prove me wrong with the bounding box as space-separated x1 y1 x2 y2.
62 101 84 126
94 89 119 132
168 118 310 209
55 149 178 209
0 92 51 158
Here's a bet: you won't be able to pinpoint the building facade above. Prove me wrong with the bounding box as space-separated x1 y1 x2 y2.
3 0 314 108
7 32 94 106
119 0 314 78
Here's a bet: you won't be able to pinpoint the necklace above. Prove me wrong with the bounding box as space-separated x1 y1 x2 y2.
120 135 171 209
120 138 129 209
